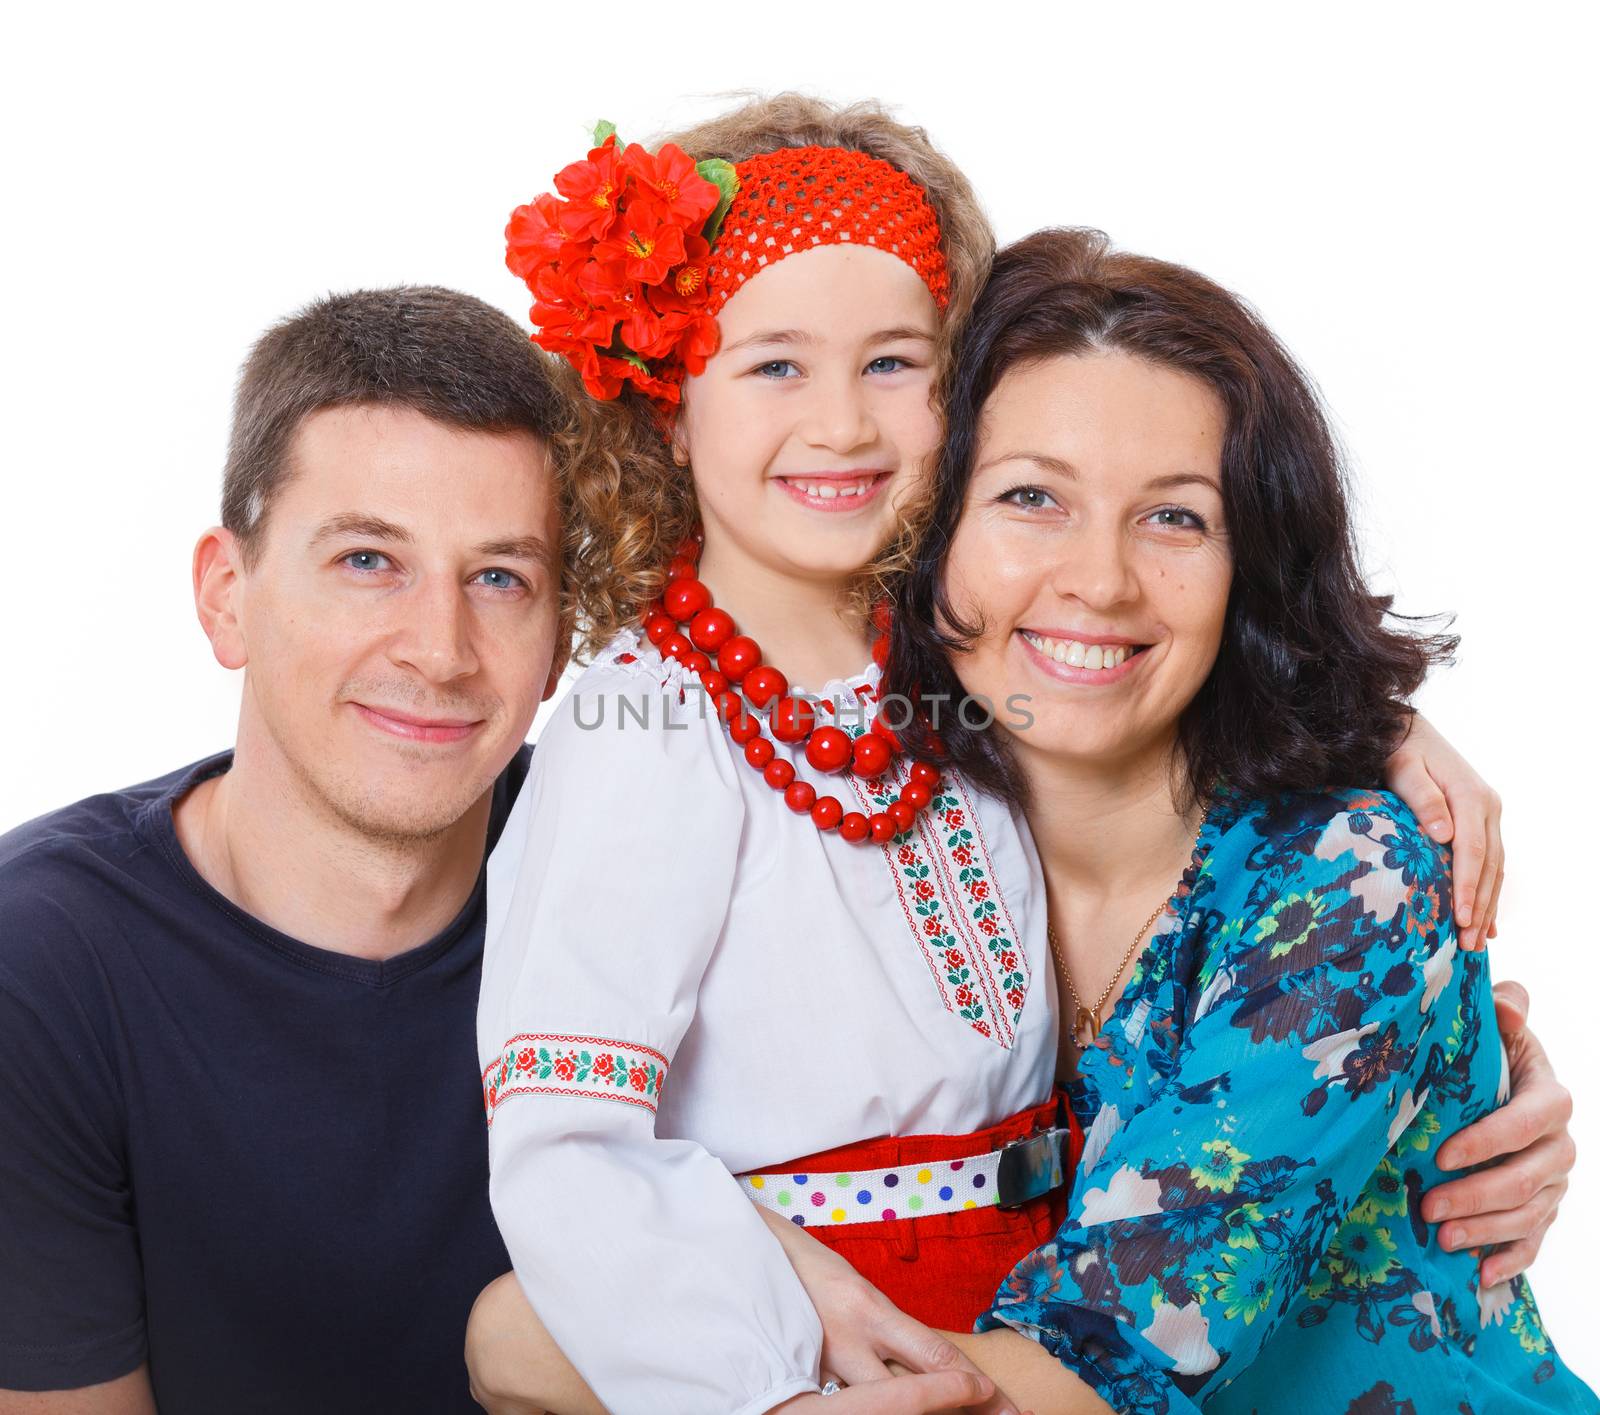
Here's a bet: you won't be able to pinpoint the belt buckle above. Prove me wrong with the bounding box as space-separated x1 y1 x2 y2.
995 1127 1065 1209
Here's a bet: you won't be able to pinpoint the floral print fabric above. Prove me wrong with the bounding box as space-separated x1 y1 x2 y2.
980 789 1593 1413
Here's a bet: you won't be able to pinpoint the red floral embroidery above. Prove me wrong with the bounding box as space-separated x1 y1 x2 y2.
483 1034 669 1123
845 726 1031 1049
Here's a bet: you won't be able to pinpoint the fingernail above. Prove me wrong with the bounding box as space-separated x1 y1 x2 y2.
1443 1225 1464 1250
1431 1197 1450 1220
1428 819 1449 839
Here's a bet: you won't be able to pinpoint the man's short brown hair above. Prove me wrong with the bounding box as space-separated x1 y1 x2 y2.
222 285 566 562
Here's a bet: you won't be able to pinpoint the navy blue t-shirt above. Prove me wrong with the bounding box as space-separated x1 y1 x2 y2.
0 748 529 1410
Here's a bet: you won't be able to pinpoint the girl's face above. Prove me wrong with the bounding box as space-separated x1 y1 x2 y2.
677 243 940 586
943 350 1233 773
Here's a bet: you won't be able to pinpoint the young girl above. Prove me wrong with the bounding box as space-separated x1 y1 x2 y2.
475 96 1525 1415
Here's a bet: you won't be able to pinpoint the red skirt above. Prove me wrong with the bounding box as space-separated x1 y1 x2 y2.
746 1093 1083 1332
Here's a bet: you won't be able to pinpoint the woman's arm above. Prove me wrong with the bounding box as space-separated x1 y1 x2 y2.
980 795 1470 1412
1423 979 1575 1284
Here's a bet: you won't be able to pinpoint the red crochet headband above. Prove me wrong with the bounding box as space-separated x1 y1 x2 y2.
505 124 950 412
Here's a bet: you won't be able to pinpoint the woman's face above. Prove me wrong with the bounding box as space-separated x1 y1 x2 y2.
676 243 940 586
943 350 1233 773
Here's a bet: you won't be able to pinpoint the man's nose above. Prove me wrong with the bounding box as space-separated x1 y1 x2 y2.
388 577 480 684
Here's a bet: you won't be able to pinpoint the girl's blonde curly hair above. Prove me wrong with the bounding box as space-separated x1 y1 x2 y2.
553 92 995 661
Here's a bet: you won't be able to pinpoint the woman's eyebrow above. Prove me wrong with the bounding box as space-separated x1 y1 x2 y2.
975 451 1077 478
1144 471 1221 492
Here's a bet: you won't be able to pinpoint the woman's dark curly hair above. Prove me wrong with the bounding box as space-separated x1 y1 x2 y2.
888 227 1456 809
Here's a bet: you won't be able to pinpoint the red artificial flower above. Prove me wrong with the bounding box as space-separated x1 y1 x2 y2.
621 360 684 406
620 298 669 360
674 313 720 376
505 193 567 282
595 212 688 287
650 234 713 314
621 141 720 229
553 138 625 240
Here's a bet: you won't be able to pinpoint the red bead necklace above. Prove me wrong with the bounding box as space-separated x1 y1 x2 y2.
640 536 941 845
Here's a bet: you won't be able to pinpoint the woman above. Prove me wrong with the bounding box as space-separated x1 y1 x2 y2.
876 228 1594 1410
469 96 1563 1414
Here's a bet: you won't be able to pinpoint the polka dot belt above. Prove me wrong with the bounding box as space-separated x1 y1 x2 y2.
736 1127 1069 1228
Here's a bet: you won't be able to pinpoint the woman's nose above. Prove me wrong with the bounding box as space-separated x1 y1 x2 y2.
1052 525 1140 611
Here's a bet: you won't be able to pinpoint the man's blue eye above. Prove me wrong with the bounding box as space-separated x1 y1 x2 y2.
344 551 390 572
477 568 522 591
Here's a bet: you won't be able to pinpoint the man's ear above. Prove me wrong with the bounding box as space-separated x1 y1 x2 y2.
193 527 248 670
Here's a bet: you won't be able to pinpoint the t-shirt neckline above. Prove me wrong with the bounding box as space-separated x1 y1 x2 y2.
135 749 490 988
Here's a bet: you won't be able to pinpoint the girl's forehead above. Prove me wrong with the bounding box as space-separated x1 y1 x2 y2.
715 243 941 341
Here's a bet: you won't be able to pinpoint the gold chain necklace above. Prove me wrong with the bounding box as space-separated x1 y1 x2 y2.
1048 811 1208 1048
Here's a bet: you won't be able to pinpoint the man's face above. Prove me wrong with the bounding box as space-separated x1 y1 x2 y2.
231 404 562 841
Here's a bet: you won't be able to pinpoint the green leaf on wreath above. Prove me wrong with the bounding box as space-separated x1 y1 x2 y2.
696 158 740 244
592 119 618 148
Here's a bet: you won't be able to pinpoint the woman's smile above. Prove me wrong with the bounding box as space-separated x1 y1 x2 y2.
1017 629 1154 685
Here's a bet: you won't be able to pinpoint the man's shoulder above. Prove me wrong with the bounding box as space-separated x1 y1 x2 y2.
0 753 230 972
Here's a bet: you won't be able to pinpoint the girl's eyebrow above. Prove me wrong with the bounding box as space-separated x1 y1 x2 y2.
721 326 936 355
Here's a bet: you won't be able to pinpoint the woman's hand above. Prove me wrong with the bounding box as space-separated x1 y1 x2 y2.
756 1207 1026 1415
1423 981 1576 1285
1384 712 1503 950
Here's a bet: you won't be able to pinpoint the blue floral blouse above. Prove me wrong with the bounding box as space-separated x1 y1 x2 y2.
980 789 1593 1413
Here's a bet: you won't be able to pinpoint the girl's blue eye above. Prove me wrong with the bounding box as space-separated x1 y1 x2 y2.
344 550 391 572
755 360 799 379
475 568 523 592
866 356 910 375
999 485 1057 511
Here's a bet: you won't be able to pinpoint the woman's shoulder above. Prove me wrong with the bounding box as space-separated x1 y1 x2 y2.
1200 785 1450 920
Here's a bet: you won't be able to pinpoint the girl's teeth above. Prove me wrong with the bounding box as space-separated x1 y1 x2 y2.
1024 632 1133 671
792 478 873 499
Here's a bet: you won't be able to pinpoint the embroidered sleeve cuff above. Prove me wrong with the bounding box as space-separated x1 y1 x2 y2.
482 1033 668 1123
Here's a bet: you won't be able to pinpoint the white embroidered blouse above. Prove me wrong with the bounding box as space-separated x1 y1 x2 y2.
478 627 1057 1415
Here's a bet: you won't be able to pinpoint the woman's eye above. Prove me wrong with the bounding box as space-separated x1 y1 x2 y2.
754 360 800 379
998 485 1058 511
343 550 391 572
1147 506 1208 530
475 568 525 592
865 356 911 375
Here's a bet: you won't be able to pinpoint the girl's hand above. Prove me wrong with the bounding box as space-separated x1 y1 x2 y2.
757 1207 1028 1415
1384 712 1504 950
1423 981 1576 1285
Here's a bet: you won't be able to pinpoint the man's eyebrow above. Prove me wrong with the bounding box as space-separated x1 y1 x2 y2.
309 513 414 546
472 535 557 568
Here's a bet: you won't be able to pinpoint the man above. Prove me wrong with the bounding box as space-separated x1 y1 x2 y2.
0 287 568 1412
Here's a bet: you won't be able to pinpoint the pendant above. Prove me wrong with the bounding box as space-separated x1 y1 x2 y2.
1073 1006 1101 1048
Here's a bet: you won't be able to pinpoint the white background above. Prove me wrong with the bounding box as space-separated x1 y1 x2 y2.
4 0 1595 1367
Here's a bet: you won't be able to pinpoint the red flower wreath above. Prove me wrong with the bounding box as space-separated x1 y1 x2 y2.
505 121 738 410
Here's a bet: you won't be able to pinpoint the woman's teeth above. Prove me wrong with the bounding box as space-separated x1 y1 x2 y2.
1021 631 1135 671
787 477 878 500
